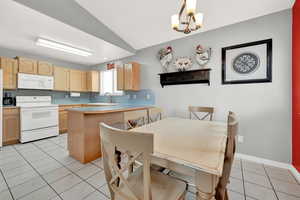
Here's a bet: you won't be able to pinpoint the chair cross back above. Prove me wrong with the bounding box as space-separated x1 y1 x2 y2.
124 110 148 129
100 123 154 200
148 107 163 123
189 106 214 121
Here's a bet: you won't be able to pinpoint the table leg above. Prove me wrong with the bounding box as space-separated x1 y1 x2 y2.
195 171 219 200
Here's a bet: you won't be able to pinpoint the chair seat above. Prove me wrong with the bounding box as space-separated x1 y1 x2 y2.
116 167 187 200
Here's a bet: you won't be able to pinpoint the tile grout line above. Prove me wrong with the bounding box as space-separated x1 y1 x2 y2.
240 159 247 200
32 140 110 199
262 164 279 200
0 169 16 200
264 165 300 200
13 145 63 200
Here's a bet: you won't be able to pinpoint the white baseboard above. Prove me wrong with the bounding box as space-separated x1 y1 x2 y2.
289 165 300 183
235 153 300 183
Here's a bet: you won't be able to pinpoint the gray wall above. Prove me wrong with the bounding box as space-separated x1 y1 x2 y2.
94 10 292 163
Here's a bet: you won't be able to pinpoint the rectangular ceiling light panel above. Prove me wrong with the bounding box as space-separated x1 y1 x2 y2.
36 38 92 57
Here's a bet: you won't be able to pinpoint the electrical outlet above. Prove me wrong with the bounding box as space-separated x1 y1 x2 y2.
237 135 244 143
146 94 151 100
132 94 137 99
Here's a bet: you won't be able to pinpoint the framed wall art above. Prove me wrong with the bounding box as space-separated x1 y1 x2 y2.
222 39 272 84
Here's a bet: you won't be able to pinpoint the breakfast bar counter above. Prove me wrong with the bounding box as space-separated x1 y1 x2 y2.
67 105 153 163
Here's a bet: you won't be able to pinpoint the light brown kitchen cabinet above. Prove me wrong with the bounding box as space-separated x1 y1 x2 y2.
81 71 87 92
0 57 18 89
59 104 83 133
87 71 100 92
54 66 70 91
17 57 38 74
124 62 140 91
3 107 20 145
70 70 82 92
117 66 124 90
38 61 53 76
59 111 68 134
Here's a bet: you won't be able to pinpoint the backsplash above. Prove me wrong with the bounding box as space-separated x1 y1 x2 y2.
90 89 155 105
3 90 91 105
3 89 155 105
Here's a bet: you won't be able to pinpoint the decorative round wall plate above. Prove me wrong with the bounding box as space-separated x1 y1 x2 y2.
232 52 260 74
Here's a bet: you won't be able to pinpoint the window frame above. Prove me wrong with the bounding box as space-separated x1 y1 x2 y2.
99 68 124 96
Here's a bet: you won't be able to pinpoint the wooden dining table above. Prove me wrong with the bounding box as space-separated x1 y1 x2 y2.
131 117 228 200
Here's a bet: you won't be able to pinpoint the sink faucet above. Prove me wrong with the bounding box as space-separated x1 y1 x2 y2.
104 92 113 103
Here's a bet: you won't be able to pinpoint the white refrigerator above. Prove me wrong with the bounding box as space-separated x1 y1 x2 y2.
0 70 2 147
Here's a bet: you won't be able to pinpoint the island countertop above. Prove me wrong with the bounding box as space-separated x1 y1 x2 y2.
67 104 154 114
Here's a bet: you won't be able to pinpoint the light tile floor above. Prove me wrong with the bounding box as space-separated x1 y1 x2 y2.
0 134 299 200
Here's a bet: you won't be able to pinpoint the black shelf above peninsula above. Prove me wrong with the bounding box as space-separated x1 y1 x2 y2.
159 68 211 88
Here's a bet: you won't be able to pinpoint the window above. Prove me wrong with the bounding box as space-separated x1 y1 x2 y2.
100 68 123 95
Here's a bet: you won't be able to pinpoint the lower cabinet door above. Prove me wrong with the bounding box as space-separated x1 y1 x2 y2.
59 111 68 134
3 109 20 145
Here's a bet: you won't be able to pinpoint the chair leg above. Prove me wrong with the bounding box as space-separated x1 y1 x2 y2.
225 189 229 200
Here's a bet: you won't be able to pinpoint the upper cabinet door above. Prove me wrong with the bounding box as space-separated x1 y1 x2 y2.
124 62 140 91
117 66 124 91
87 71 99 92
38 61 53 76
17 57 38 74
0 57 18 89
81 71 87 92
54 66 70 91
70 70 82 92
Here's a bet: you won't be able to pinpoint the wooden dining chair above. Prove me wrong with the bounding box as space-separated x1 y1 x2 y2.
215 111 239 200
100 123 187 200
188 106 214 121
112 110 148 130
148 107 163 123
124 110 148 129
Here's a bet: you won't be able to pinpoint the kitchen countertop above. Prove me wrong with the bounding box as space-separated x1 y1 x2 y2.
2 102 117 108
3 106 19 109
68 104 153 114
57 103 118 106
85 103 118 106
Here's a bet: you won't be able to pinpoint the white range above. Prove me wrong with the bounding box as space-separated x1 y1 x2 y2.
16 96 59 143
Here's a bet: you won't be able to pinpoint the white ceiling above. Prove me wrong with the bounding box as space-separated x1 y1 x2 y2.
76 0 295 50
0 0 295 65
0 0 133 66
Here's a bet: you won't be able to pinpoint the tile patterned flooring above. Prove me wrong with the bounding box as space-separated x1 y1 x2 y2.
0 134 299 200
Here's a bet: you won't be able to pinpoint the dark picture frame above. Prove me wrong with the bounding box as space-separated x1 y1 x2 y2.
222 39 272 84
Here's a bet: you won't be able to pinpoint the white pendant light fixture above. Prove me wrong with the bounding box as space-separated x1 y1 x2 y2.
171 0 204 34
36 38 93 57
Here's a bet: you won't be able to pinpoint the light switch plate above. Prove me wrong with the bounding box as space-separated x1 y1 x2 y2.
237 135 244 143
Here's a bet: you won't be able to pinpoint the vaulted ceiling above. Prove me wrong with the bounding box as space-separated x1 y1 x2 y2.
76 0 295 50
0 0 295 66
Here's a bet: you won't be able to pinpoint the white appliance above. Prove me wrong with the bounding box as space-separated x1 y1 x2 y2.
17 96 59 143
18 73 54 90
0 70 3 147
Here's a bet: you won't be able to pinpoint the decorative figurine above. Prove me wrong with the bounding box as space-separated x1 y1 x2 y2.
158 46 173 72
173 57 193 72
195 45 212 67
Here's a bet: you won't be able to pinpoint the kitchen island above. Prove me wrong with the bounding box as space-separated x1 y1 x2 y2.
67 105 153 163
